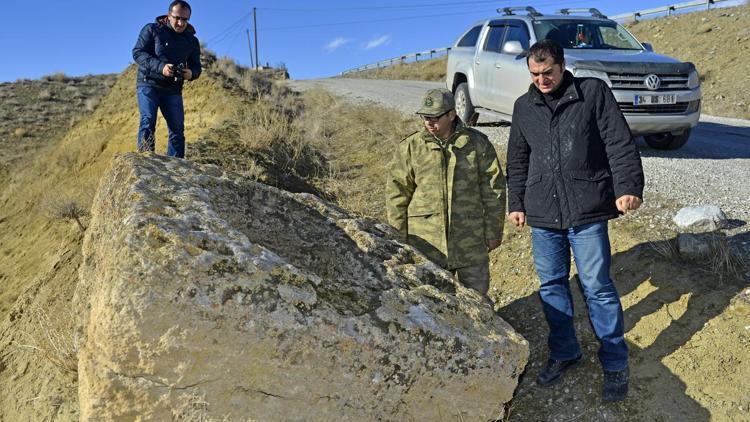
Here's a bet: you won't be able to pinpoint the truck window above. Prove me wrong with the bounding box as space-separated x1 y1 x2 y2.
457 25 483 47
483 25 507 53
532 20 641 50
503 25 530 52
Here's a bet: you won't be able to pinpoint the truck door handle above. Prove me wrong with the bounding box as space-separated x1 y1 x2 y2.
475 60 481 65
495 63 502 69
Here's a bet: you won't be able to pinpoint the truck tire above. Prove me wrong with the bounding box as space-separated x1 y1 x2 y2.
644 129 691 150
454 83 478 126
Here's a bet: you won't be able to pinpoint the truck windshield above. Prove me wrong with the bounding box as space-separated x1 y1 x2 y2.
532 20 642 50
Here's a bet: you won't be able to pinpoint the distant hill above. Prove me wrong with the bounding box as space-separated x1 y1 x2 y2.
0 73 117 180
341 3 749 119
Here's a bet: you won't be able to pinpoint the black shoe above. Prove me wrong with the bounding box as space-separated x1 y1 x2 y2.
602 367 629 402
535 355 582 386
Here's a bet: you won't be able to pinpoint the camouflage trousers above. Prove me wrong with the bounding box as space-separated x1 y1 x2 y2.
451 259 490 296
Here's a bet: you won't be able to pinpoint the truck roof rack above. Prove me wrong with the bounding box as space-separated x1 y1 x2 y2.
498 6 543 17
557 8 608 19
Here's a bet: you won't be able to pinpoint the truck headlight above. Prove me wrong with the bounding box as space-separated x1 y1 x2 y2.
687 70 700 89
573 68 611 87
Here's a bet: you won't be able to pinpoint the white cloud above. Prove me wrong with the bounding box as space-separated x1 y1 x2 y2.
365 35 391 49
324 37 350 52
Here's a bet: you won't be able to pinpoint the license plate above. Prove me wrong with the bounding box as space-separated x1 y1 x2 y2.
634 94 677 105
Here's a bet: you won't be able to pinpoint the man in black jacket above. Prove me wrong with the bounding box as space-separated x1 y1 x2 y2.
506 39 644 402
132 0 201 158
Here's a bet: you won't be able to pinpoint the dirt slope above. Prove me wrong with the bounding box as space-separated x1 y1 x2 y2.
0 60 244 421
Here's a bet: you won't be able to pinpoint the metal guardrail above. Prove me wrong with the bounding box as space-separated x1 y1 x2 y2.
610 0 734 21
340 47 451 76
340 0 740 75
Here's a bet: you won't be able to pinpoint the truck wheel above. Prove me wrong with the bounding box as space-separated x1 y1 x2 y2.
644 129 691 150
454 83 478 126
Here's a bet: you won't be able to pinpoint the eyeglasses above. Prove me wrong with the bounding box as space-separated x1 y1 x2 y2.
169 14 190 22
422 110 450 122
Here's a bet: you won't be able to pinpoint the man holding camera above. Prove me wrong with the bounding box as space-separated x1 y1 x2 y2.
133 0 201 158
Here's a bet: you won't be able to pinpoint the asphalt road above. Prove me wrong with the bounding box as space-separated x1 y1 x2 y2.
288 78 750 228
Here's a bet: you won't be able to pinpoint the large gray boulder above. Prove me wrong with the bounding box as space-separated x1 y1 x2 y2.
75 154 528 421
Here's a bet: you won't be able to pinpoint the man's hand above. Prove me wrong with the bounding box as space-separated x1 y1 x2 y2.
486 238 501 251
508 211 526 227
162 64 175 77
616 195 642 214
182 68 193 81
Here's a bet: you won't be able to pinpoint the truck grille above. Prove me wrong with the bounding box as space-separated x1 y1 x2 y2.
609 73 689 91
618 102 690 114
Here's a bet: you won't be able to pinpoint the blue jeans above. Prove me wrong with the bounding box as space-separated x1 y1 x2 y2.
531 221 628 371
136 86 185 158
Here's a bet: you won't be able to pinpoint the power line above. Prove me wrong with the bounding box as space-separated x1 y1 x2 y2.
259 9 496 31
257 0 597 31
204 11 253 46
258 0 507 12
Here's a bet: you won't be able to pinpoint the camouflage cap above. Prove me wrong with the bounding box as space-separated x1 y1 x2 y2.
416 88 455 116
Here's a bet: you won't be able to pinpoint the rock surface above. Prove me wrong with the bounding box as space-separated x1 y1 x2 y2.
75 153 528 421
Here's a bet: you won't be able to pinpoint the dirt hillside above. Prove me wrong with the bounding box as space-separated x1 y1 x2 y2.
0 57 245 421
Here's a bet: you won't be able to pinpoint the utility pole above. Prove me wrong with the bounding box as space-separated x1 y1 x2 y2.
246 29 255 68
253 7 259 70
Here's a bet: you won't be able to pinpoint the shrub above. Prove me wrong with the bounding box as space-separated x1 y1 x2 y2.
13 305 79 374
41 190 91 231
43 72 71 83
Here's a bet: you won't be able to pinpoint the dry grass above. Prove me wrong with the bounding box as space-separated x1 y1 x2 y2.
343 57 447 82
191 59 419 215
299 87 420 218
12 306 79 374
37 89 52 100
650 233 747 283
704 234 747 282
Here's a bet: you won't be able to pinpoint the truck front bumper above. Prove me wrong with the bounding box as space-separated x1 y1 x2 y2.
612 88 701 136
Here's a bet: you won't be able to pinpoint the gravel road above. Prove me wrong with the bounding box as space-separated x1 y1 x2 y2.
288 78 750 242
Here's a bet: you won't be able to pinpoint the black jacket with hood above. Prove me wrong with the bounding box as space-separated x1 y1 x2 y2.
132 15 201 95
506 72 644 230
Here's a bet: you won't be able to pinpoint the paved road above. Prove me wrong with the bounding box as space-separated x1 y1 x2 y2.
288 78 750 229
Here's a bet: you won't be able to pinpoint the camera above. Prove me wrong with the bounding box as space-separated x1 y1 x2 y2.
170 63 186 82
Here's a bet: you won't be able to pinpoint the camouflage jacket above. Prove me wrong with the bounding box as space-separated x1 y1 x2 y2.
386 120 506 269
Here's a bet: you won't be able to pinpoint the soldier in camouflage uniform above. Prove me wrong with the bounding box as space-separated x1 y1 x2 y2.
386 88 506 295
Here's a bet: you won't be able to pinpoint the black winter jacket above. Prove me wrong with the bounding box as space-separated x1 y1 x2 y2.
132 15 201 95
506 72 644 229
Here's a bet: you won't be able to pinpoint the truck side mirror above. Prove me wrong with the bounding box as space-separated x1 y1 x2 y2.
502 41 525 56
641 42 654 52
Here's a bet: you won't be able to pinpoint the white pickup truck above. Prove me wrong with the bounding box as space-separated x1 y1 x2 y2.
446 6 702 150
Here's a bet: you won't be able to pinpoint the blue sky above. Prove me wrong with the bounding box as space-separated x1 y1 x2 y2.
0 0 744 82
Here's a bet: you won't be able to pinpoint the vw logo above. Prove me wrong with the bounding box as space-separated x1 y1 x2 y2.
644 74 661 91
